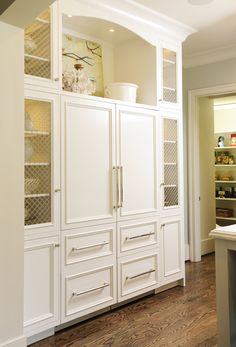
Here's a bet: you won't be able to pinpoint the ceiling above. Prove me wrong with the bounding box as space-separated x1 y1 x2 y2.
62 0 236 67
132 0 236 66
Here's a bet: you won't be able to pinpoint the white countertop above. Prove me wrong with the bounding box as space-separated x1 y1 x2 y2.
210 224 236 241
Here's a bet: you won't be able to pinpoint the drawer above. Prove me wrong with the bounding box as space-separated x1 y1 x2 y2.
64 225 115 265
118 251 159 302
63 265 116 321
118 218 158 256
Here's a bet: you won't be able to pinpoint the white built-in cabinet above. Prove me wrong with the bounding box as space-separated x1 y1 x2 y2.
24 237 60 335
24 2 59 89
23 0 186 341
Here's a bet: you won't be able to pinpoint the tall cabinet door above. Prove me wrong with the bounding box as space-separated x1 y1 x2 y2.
61 96 116 229
116 105 158 221
24 89 60 235
160 113 183 216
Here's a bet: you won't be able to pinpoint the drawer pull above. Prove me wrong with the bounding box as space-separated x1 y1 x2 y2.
72 282 110 297
126 269 155 281
125 232 155 241
72 241 109 252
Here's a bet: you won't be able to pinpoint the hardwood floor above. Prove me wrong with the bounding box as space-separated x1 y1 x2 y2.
32 254 217 347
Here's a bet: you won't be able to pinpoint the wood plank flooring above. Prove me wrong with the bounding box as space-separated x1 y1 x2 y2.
32 254 217 347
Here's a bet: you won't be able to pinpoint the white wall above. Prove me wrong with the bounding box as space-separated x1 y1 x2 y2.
0 21 25 347
114 38 157 105
183 58 236 254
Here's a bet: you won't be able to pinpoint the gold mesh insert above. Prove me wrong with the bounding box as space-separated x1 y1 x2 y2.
163 48 177 103
163 119 179 207
24 99 52 226
24 8 51 79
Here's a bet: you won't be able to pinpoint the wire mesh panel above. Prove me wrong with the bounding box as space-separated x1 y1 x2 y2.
163 118 179 207
24 99 52 226
163 48 177 104
24 8 51 79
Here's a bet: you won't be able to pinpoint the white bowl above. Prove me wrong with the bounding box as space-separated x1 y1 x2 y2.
105 82 138 103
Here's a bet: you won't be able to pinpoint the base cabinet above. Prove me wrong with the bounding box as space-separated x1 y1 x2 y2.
118 249 159 302
160 216 184 285
24 237 59 336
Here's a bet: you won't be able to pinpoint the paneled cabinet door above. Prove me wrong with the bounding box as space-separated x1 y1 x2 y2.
157 43 182 109
61 96 116 229
24 237 59 336
24 2 59 89
24 89 60 235
160 114 182 216
160 216 184 285
116 105 158 221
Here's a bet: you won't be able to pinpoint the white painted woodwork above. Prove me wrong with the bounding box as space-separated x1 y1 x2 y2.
116 105 158 220
161 216 184 284
117 217 159 257
157 42 182 109
24 88 60 236
24 2 59 89
24 237 59 336
62 264 116 322
63 224 115 265
61 96 116 229
118 249 159 302
22 0 186 339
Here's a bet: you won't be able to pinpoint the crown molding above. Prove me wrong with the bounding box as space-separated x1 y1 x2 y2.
183 43 236 68
61 0 196 44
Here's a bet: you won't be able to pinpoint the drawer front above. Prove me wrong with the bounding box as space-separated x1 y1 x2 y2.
118 218 158 256
64 265 116 320
119 252 158 301
64 225 115 265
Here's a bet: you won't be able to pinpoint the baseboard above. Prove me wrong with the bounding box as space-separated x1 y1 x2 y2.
201 238 215 256
0 336 26 347
26 329 54 346
185 243 190 261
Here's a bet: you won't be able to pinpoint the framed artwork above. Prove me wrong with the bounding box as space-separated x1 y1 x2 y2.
62 33 104 96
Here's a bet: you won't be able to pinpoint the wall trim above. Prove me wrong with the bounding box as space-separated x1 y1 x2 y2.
183 44 236 69
201 238 215 256
0 336 26 347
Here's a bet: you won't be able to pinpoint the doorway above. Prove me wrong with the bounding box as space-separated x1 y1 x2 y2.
188 83 236 262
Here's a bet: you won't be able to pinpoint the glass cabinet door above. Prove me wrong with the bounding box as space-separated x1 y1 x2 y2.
158 44 180 107
162 117 179 208
24 3 59 88
24 91 59 231
162 48 177 104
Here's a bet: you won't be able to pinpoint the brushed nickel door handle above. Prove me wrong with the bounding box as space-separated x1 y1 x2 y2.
72 282 110 297
126 269 155 281
120 166 124 208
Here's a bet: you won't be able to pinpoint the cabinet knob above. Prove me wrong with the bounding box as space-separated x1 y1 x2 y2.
54 188 61 193
158 99 163 102
54 77 59 82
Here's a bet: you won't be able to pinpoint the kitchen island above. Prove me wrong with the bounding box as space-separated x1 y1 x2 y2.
210 224 236 347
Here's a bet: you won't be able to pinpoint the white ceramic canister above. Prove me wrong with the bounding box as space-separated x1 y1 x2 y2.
105 82 138 102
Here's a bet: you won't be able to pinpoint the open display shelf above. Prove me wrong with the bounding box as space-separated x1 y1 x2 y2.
215 132 236 226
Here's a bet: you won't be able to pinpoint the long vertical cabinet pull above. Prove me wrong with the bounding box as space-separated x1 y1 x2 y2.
120 166 124 208
116 166 120 208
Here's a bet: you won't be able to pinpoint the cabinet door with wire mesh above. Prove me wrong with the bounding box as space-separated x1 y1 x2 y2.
24 3 59 88
24 90 59 233
157 43 181 108
161 116 181 212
